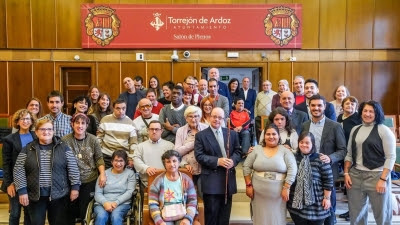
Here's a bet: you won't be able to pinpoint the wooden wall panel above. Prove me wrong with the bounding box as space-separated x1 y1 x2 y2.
0 62 7 114
297 0 319 48
346 0 373 49
97 63 121 102
374 0 400 48
6 0 31 48
32 0 56 48
147 62 172 88
172 63 195 83
372 62 400 114
33 62 55 114
268 62 291 93
8 62 33 114
56 0 90 48
345 62 372 103
121 62 146 90
0 0 6 48
293 62 318 81
319 0 346 48
319 62 345 101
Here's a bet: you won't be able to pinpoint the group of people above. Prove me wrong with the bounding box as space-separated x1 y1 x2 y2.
1 67 396 225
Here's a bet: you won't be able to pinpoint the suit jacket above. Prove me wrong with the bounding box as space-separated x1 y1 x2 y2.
290 109 308 134
301 118 347 180
194 127 241 195
218 81 232 111
1 131 36 192
294 100 336 121
238 88 257 119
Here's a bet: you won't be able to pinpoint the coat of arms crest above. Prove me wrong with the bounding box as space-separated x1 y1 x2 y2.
84 6 120 46
264 6 300 46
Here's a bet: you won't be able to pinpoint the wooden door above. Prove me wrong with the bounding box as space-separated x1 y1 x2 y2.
62 68 91 114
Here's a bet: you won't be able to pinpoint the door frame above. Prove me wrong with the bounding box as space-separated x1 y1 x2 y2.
55 62 96 92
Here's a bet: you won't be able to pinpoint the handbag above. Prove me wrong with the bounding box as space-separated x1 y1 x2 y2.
161 173 187 221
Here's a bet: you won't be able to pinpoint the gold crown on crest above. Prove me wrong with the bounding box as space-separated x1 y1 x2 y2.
153 13 161 17
269 6 294 16
89 6 115 16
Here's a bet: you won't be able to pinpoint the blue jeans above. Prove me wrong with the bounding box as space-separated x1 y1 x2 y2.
8 195 30 225
239 129 251 155
94 204 130 225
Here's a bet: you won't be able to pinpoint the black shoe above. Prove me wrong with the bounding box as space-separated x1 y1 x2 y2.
339 211 349 218
345 216 350 221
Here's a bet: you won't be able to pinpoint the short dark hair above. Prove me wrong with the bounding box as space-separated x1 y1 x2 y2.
260 123 281 147
70 96 91 115
268 107 294 135
47 90 64 102
161 150 182 168
162 81 175 90
134 75 143 83
208 78 218 84
304 79 319 88
173 85 184 94
234 97 244 104
113 98 126 107
148 120 163 129
309 94 326 106
228 78 240 95
111 150 128 169
71 113 90 125
297 132 317 155
358 100 385 124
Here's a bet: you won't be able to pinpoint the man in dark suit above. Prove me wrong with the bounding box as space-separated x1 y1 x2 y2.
279 91 308 134
295 78 336 120
301 94 347 225
195 107 242 225
238 77 257 120
208 68 232 111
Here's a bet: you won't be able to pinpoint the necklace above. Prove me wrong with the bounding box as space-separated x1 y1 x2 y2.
73 135 86 159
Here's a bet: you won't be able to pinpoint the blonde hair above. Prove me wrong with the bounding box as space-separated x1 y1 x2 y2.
35 119 53 131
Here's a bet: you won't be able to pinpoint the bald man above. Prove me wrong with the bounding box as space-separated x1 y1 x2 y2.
195 107 241 225
280 91 308 134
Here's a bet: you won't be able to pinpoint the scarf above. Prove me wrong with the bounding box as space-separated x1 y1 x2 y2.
292 154 315 209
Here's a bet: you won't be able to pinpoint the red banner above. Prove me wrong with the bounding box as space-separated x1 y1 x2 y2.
81 4 302 49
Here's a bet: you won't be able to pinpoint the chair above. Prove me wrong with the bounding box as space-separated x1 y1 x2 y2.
142 168 204 225
84 172 140 225
260 115 269 131
384 115 398 141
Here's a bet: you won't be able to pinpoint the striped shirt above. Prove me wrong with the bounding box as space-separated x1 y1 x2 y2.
97 114 138 157
39 145 52 188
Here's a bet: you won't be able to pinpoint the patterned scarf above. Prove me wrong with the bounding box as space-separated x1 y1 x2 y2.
292 154 315 209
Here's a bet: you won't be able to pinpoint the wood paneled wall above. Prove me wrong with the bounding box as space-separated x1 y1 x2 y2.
0 0 399 117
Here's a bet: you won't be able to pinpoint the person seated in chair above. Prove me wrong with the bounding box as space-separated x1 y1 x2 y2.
149 150 197 225
229 98 251 155
94 150 136 225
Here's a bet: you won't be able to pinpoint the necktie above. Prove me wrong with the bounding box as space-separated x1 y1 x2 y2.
287 110 292 116
216 130 227 158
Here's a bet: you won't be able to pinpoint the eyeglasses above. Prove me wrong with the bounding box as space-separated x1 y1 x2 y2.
185 82 195 87
187 115 200 119
19 118 31 121
38 128 53 132
148 128 162 132
211 115 224 120
139 104 152 109
113 159 125 164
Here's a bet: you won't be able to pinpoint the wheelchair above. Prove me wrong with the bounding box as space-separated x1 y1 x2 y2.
84 172 141 225
142 168 204 225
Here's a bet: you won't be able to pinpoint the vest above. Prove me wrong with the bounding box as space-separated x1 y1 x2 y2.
351 124 385 170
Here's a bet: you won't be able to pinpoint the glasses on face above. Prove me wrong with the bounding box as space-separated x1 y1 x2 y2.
187 115 200 119
148 128 162 132
185 82 195 87
113 159 125 164
19 118 31 122
139 104 152 109
38 128 53 132
211 115 224 120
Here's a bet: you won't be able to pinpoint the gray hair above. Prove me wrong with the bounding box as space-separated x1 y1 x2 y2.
278 79 289 87
184 105 202 118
